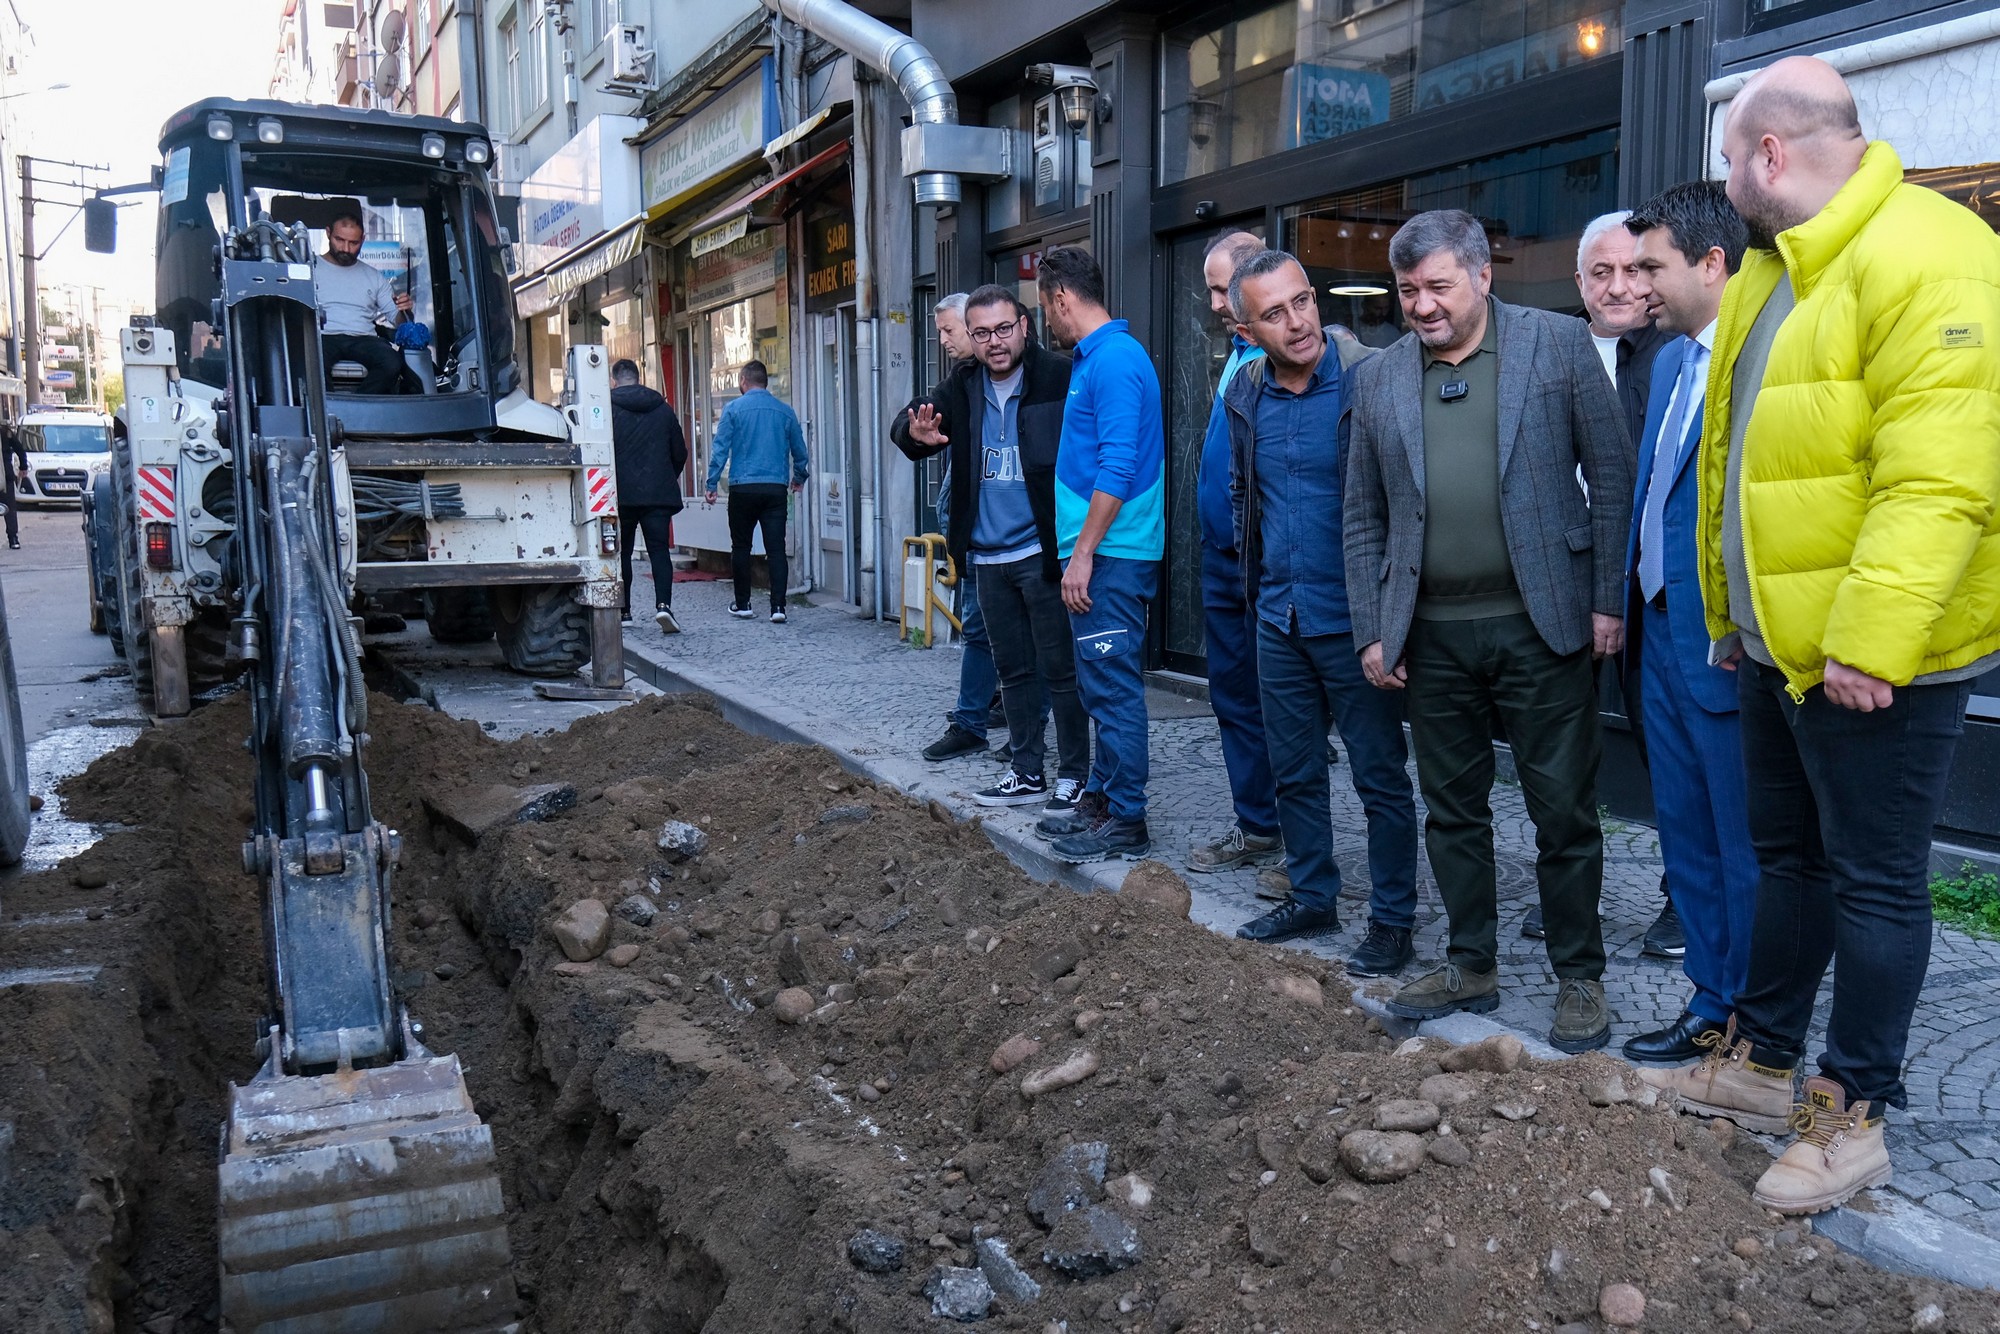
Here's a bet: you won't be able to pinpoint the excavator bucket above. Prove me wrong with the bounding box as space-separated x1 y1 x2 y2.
217 1055 518 1332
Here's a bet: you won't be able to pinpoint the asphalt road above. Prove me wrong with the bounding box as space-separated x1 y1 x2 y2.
0 506 133 743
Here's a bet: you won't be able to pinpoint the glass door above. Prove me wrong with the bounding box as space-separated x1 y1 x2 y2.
814 308 860 604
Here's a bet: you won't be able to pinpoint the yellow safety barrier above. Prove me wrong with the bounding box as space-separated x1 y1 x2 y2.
900 533 961 648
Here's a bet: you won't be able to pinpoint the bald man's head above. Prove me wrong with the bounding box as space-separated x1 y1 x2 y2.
1204 230 1267 318
1723 57 1867 247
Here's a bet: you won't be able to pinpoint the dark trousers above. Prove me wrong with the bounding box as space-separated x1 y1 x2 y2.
2 462 16 544
726 484 789 612
619 505 676 613
1733 657 1968 1110
1405 612 1606 978
976 556 1086 784
1256 617 1419 926
322 333 408 395
1066 554 1156 823
1639 603 1758 1023
1201 544 1279 839
951 582 1002 737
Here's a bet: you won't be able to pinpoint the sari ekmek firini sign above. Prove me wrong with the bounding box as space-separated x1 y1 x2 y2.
643 61 774 214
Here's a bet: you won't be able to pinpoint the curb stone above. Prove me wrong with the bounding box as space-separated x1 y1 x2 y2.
619 636 2000 1294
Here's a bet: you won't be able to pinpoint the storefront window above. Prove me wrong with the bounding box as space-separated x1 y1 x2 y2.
1161 0 1620 184
1282 127 1616 333
692 290 785 489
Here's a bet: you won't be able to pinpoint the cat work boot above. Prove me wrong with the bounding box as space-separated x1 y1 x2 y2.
1384 963 1499 1020
1186 825 1283 874
1752 1077 1891 1215
1254 864 1292 901
1036 789 1108 841
1646 1015 1795 1134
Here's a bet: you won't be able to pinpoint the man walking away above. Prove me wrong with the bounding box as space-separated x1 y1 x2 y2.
1186 230 1285 877
704 360 809 623
1618 184 1756 1064
1224 250 1420 976
896 286 1088 811
2 421 23 549
1033 246 1166 863
608 358 689 633
1652 57 2000 1216
1345 209 1633 1054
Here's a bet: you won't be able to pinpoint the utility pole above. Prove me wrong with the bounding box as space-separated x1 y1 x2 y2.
18 154 36 407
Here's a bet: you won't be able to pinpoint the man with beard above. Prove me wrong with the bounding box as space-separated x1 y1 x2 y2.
1651 56 2000 1216
1223 249 1419 973
313 210 413 394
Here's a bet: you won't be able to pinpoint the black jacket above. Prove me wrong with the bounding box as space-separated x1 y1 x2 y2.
1613 323 1674 448
610 384 689 512
890 342 1071 583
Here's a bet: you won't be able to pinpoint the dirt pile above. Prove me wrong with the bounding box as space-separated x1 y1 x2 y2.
4 690 1999 1333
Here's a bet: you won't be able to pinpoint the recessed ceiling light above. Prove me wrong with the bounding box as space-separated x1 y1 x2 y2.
1329 283 1388 296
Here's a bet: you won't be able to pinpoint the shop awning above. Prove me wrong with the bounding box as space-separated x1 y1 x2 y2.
512 214 648 319
0 374 23 400
673 140 850 248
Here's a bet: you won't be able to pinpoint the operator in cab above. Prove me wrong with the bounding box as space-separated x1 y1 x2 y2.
314 210 414 394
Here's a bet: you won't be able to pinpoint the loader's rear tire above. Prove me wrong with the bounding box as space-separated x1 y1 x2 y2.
90 476 125 659
187 610 233 690
489 583 590 678
422 588 495 644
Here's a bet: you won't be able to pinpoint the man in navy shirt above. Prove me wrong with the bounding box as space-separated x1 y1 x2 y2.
1186 231 1285 881
1225 250 1420 967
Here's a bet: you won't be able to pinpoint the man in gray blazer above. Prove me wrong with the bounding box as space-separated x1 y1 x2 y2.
1344 209 1634 1054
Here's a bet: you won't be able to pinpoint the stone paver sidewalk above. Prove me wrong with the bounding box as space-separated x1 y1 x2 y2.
622 575 2000 1243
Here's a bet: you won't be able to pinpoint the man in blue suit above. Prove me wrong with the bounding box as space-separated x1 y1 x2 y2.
1619 183 1757 1064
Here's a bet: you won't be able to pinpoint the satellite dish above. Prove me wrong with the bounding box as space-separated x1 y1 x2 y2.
376 50 403 95
379 8 406 52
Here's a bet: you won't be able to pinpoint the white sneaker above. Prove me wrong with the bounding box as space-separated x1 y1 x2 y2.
729 604 755 620
973 771 1049 807
770 609 788 624
655 606 681 634
1046 778 1084 811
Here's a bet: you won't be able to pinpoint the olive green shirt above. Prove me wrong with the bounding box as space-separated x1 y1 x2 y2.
1417 298 1524 620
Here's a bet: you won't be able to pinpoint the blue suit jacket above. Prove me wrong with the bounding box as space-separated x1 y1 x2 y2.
1623 337 1737 716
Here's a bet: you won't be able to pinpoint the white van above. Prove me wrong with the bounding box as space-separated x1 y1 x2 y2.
12 408 112 508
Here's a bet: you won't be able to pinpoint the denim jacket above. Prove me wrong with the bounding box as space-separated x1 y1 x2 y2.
706 388 809 490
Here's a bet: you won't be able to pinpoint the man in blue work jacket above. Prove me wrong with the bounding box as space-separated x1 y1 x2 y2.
704 359 809 623
1033 245 1166 863
1185 230 1286 881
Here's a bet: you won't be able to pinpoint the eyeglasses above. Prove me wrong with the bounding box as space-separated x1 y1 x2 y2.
969 319 1022 344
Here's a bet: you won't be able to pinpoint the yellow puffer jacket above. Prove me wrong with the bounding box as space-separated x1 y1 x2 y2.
1699 140 2000 696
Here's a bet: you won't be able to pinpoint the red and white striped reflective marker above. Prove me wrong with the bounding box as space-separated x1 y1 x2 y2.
584 466 616 516
137 466 176 521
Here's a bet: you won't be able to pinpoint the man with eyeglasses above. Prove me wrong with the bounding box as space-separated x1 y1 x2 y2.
893 286 1088 813
1222 249 1419 972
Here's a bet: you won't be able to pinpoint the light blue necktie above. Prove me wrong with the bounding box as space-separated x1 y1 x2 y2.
1638 345 1705 600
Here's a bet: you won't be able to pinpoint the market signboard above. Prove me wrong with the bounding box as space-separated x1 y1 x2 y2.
642 60 776 216
804 214 856 314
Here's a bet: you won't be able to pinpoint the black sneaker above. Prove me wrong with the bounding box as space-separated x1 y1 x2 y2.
770 609 788 624
1051 816 1150 864
1036 789 1108 841
973 771 1048 807
1347 922 1415 977
1045 778 1084 812
620 608 636 626
1521 905 1545 940
655 606 681 634
1236 898 1340 942
922 723 988 762
729 604 755 620
1642 898 1686 958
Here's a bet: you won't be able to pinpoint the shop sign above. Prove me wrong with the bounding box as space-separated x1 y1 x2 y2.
517 115 646 276
690 214 750 259
686 226 778 311
1414 15 1612 113
642 60 776 215
804 214 856 314
1282 63 1391 148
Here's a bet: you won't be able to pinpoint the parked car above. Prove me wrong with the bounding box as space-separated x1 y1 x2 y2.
14 407 112 508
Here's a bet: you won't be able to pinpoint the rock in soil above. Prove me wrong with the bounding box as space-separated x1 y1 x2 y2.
847 1228 906 1273
924 1265 995 1321
1117 860 1192 917
1338 1130 1428 1183
548 897 610 961
1020 1047 1099 1097
1027 1142 1108 1226
1042 1203 1142 1279
974 1235 1042 1304
1438 1032 1525 1073
1599 1282 1647 1327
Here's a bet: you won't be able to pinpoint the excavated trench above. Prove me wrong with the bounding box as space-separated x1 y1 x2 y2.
3 690 2000 1334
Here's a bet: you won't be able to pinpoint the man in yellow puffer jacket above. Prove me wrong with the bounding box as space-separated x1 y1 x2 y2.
1654 57 2000 1216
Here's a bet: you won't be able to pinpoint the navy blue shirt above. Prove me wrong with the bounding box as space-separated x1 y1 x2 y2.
1251 341 1351 636
1197 335 1264 551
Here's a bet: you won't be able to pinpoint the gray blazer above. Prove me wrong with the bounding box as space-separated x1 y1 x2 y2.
1343 298 1633 669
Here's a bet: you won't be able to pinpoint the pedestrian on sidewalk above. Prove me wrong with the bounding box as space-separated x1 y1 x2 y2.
704 360 808 624
1615 183 1756 1065
1222 250 1420 977
1519 212 1685 955
1345 208 1632 1055
1651 57 2000 1216
2 421 24 550
1033 246 1165 864
609 358 689 634
1184 230 1287 880
894 285 1088 811
898 294 1010 761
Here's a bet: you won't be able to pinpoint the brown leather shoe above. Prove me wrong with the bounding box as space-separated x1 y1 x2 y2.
1648 1015 1795 1133
1753 1076 1891 1215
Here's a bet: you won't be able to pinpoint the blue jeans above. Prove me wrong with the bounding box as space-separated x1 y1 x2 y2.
1256 617 1418 926
1202 545 1279 839
1067 554 1156 823
950 581 1000 738
1732 657 1969 1110
1640 603 1758 1023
